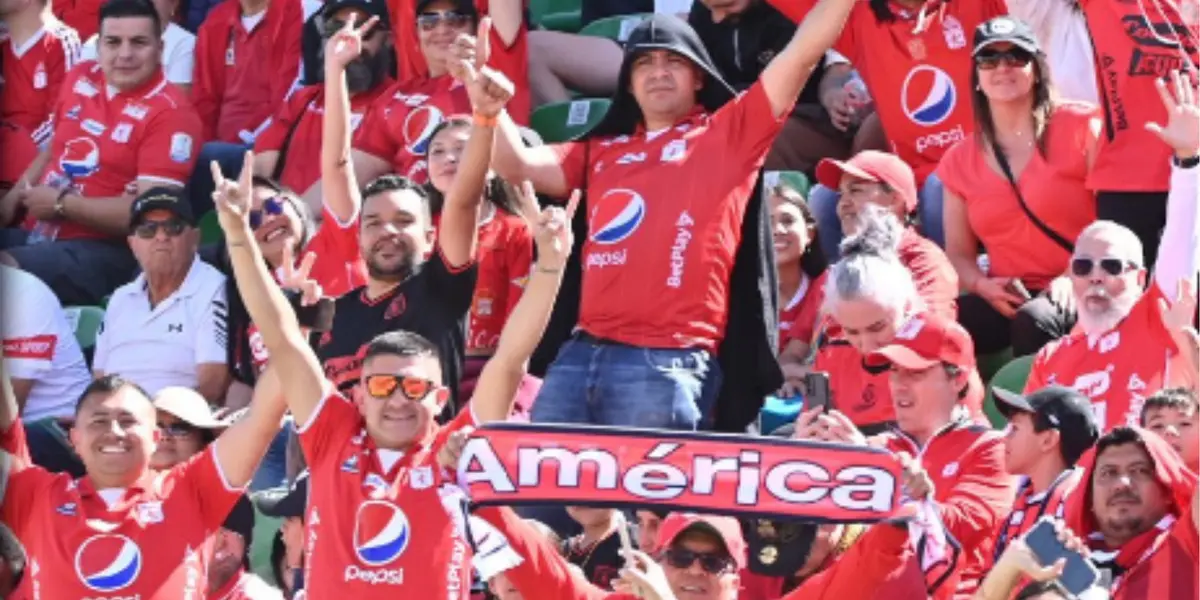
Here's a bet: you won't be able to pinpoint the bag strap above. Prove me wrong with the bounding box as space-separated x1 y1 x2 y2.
271 95 318 182
990 139 1074 252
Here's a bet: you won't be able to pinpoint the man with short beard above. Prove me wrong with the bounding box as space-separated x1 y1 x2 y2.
252 0 395 211
208 496 283 599
1024 71 1200 431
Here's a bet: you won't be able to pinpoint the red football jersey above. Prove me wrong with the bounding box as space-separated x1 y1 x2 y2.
50 0 100 42
780 271 826 349
297 390 477 598
0 19 81 147
466 212 533 354
0 447 243 599
993 468 1084 561
772 0 1007 183
254 82 393 195
1025 284 1191 430
552 81 785 351
353 77 473 184
35 62 202 240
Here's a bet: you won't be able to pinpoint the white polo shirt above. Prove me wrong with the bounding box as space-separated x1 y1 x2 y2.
94 257 228 395
0 265 91 421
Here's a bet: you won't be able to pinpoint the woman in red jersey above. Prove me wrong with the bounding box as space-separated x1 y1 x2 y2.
770 183 828 394
939 17 1101 358
425 115 539 412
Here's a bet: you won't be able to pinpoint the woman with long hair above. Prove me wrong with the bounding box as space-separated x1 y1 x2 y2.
424 115 538 410
938 16 1100 358
772 184 828 395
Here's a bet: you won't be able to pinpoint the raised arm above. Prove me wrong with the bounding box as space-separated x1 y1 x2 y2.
211 154 328 428
212 365 288 487
321 15 380 225
1147 71 1199 296
759 0 856 118
489 112 571 198
471 185 579 423
440 18 511 268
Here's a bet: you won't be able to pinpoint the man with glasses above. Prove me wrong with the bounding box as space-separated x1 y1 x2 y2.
350 0 524 185
1024 71 1200 431
95 187 231 404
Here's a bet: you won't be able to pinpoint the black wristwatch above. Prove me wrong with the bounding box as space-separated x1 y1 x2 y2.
1173 154 1200 169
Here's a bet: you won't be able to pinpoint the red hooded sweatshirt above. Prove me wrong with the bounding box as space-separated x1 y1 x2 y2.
474 506 921 600
1064 427 1198 599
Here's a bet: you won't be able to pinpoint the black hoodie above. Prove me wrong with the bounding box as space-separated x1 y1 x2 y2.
529 15 783 433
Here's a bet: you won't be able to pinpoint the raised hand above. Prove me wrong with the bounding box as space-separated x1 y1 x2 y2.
1146 70 1200 159
447 17 488 82
611 550 674 600
325 13 379 72
457 18 514 117
211 150 255 234
437 427 473 471
278 244 323 306
516 182 579 272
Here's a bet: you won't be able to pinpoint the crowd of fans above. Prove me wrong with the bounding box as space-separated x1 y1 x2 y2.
0 0 1197 598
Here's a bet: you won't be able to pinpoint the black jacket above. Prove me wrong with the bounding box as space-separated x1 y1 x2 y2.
530 15 782 433
688 0 827 106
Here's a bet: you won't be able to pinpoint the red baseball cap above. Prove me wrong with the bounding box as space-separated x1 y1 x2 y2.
656 513 747 570
815 150 919 213
866 313 976 371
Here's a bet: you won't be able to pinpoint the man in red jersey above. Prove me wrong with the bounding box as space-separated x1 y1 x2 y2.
0 0 202 306
208 19 575 594
486 4 855 432
802 312 1014 599
990 386 1099 560
0 362 290 599
350 0 525 184
0 0 81 150
1064 426 1199 598
1074 0 1198 267
770 0 1008 253
1024 71 1199 431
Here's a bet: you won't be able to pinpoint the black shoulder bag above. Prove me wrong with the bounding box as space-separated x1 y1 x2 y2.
990 140 1074 252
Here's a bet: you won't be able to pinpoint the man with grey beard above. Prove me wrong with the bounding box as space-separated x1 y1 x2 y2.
1024 70 1200 432
252 0 395 213
208 496 285 599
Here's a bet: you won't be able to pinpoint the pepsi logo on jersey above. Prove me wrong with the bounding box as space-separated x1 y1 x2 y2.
75 534 142 598
345 501 410 585
586 189 646 270
901 65 966 154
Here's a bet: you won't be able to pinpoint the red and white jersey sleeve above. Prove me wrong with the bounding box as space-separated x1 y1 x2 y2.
0 19 82 147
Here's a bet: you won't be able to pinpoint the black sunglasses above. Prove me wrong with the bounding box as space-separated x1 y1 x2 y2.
417 10 472 31
1070 257 1138 277
158 421 199 437
134 218 187 239
975 48 1034 70
249 197 286 230
661 547 735 575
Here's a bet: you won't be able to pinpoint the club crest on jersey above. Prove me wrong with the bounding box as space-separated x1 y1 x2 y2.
75 534 142 592
136 501 164 524
660 139 687 162
33 62 47 89
72 78 99 98
111 123 133 143
901 65 956 127
590 189 646 245
353 501 411 565
411 466 433 490
60 137 101 179
941 15 966 49
402 104 445 155
170 133 193 163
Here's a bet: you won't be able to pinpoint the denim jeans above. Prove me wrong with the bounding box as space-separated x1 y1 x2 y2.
531 334 723 430
188 141 250 217
808 174 946 262
249 420 294 492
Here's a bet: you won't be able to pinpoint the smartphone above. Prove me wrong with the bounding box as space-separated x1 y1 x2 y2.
1007 278 1033 301
1023 517 1099 596
803 372 832 413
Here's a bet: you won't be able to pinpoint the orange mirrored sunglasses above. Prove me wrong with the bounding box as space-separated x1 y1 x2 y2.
363 374 438 401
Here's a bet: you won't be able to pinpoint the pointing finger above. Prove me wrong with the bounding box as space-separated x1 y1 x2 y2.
240 150 255 192
210 160 226 189
281 242 295 276
564 189 581 220
297 251 318 279
475 17 491 69
358 14 379 36
520 180 539 220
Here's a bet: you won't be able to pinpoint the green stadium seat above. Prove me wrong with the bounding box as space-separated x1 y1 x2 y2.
249 489 284 583
199 211 223 245
63 305 105 350
578 14 651 42
530 98 611 143
529 0 581 31
764 171 812 199
984 355 1035 428
977 347 1014 383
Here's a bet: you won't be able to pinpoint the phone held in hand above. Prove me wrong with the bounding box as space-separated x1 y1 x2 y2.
803 372 832 413
1023 516 1100 596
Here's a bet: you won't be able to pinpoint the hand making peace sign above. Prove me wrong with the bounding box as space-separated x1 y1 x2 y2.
515 181 580 272
325 12 380 73
449 17 515 118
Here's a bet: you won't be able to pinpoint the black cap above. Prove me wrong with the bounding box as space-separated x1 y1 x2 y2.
993 385 1100 465
972 16 1040 56
129 187 195 227
322 0 391 28
223 495 256 541
254 471 310 519
415 0 476 15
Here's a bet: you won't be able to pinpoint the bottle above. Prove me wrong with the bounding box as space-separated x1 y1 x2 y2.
843 71 872 127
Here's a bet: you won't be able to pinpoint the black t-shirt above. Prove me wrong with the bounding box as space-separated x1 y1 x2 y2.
313 251 477 413
560 526 636 591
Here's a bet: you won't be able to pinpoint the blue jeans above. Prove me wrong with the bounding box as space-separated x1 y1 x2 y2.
531 334 723 430
808 174 946 262
188 141 249 217
249 421 293 492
